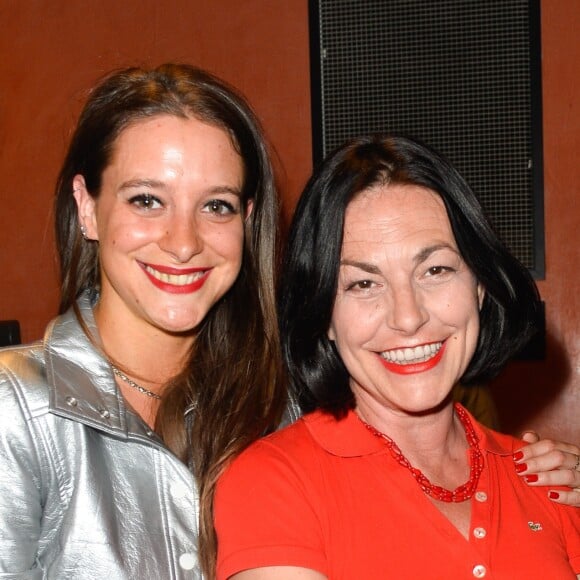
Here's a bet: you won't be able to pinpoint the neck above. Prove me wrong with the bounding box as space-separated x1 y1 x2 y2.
355 396 466 467
357 400 483 503
94 303 194 387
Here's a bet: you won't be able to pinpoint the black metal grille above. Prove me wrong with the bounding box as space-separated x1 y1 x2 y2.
311 0 544 276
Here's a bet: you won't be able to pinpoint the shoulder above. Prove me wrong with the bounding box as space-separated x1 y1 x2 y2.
228 414 322 476
476 419 579 523
0 341 45 371
241 408 353 461
222 408 383 486
215 416 328 561
215 414 332 575
0 345 51 492
217 413 329 507
0 342 50 415
459 404 518 456
216 408 375 517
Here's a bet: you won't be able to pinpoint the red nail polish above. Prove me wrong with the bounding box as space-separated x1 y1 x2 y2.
549 491 560 500
524 474 538 483
513 450 524 461
515 462 527 473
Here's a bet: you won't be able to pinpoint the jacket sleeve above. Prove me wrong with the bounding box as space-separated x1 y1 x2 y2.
0 362 44 573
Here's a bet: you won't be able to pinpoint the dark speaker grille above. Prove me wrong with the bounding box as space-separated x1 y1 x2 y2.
311 0 544 276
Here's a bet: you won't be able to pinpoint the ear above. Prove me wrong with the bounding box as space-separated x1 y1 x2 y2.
244 198 254 222
327 322 336 342
72 175 99 240
477 283 485 310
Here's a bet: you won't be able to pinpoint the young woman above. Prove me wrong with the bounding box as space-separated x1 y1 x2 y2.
0 63 297 579
215 135 580 579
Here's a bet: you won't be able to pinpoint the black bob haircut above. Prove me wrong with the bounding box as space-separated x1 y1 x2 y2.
279 134 541 417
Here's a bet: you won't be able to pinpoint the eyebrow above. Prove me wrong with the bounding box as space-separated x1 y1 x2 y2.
119 178 165 190
118 179 242 196
340 243 458 273
414 243 457 264
339 260 382 275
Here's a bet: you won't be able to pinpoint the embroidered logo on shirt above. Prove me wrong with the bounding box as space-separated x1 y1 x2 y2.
527 521 543 532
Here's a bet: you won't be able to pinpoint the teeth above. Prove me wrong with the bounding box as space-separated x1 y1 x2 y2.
144 265 205 286
380 342 442 365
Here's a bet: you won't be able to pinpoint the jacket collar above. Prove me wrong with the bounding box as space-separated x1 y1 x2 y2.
46 292 156 441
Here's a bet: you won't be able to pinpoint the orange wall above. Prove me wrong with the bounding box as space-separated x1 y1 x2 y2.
0 1 577 442
488 0 580 443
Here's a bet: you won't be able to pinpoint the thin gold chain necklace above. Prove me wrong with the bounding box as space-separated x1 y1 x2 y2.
111 364 162 400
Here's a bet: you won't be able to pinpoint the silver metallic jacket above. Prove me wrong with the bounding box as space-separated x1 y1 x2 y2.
0 294 301 579
0 294 202 579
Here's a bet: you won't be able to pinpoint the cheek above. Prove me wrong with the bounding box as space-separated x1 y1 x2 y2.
331 298 383 345
209 223 246 260
105 219 160 249
443 292 481 354
432 279 480 321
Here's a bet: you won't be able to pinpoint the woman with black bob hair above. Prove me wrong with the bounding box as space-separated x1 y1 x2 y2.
281 134 538 415
214 134 580 579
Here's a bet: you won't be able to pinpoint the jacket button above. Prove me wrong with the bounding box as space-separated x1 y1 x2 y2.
99 408 111 419
171 482 189 500
179 553 196 570
65 396 78 407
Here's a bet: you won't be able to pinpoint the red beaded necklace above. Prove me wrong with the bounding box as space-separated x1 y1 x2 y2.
359 403 484 503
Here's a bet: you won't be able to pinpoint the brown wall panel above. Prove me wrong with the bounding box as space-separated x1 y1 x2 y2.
489 0 580 443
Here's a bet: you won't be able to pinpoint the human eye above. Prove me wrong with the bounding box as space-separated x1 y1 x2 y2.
202 198 239 216
421 263 458 285
426 265 455 276
345 279 376 292
128 194 163 211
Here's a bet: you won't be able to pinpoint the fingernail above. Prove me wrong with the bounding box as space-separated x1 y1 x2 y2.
513 450 524 461
548 491 560 500
524 474 538 483
515 462 527 473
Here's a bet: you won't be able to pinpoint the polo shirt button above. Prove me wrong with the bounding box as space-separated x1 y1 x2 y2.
179 553 196 570
475 491 488 502
473 527 487 539
472 564 487 578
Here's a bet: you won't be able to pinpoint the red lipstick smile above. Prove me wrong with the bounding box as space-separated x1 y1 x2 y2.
379 341 446 375
139 262 211 294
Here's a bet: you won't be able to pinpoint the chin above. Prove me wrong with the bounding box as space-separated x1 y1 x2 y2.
402 393 454 415
152 311 205 335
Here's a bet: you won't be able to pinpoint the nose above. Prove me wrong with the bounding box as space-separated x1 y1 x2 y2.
158 213 203 263
386 281 429 335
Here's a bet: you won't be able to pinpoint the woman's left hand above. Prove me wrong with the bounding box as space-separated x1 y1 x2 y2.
514 431 580 507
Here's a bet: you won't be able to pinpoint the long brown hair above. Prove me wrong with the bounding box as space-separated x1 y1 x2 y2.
54 63 286 577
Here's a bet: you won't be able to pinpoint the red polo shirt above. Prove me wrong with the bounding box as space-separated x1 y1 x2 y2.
215 406 580 579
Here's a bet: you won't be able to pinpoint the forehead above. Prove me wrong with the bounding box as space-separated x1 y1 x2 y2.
114 114 233 150
342 184 455 249
105 114 244 181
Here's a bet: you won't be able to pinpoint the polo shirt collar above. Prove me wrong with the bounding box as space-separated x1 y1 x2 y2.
303 404 517 458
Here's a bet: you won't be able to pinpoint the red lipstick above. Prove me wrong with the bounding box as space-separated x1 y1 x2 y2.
139 262 211 294
379 341 446 375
